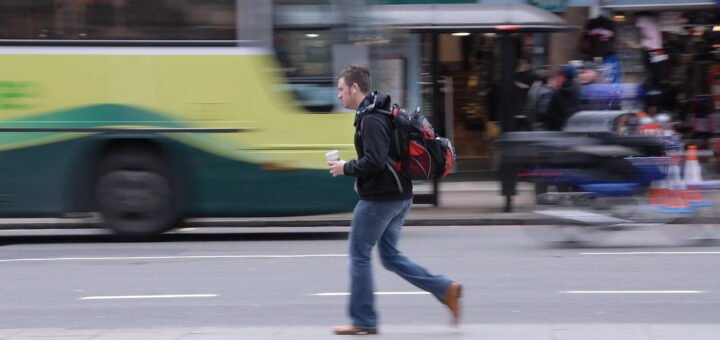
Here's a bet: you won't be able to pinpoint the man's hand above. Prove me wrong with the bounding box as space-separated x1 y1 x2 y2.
327 160 346 177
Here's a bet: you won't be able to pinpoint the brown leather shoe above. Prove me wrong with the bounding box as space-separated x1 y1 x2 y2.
333 325 378 335
443 282 463 325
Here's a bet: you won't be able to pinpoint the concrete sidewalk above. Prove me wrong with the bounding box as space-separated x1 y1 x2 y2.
185 180 720 228
2 323 718 339
186 182 549 228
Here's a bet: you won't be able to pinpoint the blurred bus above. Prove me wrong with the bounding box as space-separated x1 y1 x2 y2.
0 0 358 237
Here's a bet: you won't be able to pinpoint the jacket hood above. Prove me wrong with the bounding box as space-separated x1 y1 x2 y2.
354 91 392 127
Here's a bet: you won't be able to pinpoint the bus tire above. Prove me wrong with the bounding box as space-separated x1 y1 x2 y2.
94 149 183 238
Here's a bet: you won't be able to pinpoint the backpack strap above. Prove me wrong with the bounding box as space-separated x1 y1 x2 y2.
356 110 406 192
358 107 403 162
357 108 408 178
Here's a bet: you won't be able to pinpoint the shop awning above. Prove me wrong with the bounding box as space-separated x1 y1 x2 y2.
365 3 576 32
601 0 716 11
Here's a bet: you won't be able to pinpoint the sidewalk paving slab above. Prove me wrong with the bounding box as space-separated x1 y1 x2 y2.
4 324 720 340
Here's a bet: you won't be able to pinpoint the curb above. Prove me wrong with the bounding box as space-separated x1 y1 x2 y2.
184 215 717 228
0 215 714 230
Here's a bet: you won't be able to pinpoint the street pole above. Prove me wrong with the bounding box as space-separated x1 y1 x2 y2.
499 32 518 212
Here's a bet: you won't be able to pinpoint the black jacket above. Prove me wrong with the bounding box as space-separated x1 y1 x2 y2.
545 83 580 131
343 91 413 201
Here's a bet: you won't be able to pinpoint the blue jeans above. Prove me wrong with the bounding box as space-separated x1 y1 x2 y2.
348 198 453 328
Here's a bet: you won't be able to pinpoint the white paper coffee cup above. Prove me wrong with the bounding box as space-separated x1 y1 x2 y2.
325 149 340 161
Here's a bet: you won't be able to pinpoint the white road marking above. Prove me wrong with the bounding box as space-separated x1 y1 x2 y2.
80 294 217 300
312 292 431 296
582 252 720 255
560 290 706 294
0 254 346 263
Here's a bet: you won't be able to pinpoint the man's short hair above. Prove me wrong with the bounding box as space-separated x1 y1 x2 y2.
337 65 371 94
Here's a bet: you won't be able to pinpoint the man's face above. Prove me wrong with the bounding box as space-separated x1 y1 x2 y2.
579 69 598 85
337 77 356 110
549 75 563 89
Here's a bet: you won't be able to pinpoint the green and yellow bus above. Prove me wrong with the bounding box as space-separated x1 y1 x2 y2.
0 0 358 237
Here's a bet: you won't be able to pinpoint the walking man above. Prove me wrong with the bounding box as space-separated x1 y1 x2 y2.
327 65 462 335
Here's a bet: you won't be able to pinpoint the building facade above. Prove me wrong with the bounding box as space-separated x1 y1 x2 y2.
272 0 719 173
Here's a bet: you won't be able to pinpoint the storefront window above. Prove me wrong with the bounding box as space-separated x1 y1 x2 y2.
419 33 503 169
420 32 540 170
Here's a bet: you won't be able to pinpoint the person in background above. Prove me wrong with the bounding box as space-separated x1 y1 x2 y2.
579 15 621 83
522 68 555 131
534 65 580 202
543 65 580 131
635 12 668 115
327 65 462 335
578 61 602 86
577 61 607 110
580 15 616 62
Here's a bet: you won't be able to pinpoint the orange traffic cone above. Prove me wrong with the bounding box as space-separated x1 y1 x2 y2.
648 156 671 206
683 145 712 207
661 152 694 213
683 145 703 183
647 177 669 206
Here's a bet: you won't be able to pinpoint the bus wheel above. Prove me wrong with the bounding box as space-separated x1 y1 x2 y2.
94 150 183 238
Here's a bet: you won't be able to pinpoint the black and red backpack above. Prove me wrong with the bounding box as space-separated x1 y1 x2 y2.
361 95 455 181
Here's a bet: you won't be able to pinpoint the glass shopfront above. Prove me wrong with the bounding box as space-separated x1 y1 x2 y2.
413 32 542 171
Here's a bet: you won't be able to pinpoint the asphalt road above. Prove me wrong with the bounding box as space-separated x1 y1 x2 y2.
0 225 718 338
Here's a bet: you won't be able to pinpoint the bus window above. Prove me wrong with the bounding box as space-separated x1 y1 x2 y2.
273 0 341 113
274 30 338 113
0 0 236 41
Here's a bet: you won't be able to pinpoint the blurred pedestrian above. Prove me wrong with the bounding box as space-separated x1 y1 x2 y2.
578 61 601 86
544 65 580 131
533 65 580 201
635 12 669 115
327 65 462 335
522 68 555 131
577 62 606 110
580 15 616 62
512 58 535 131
